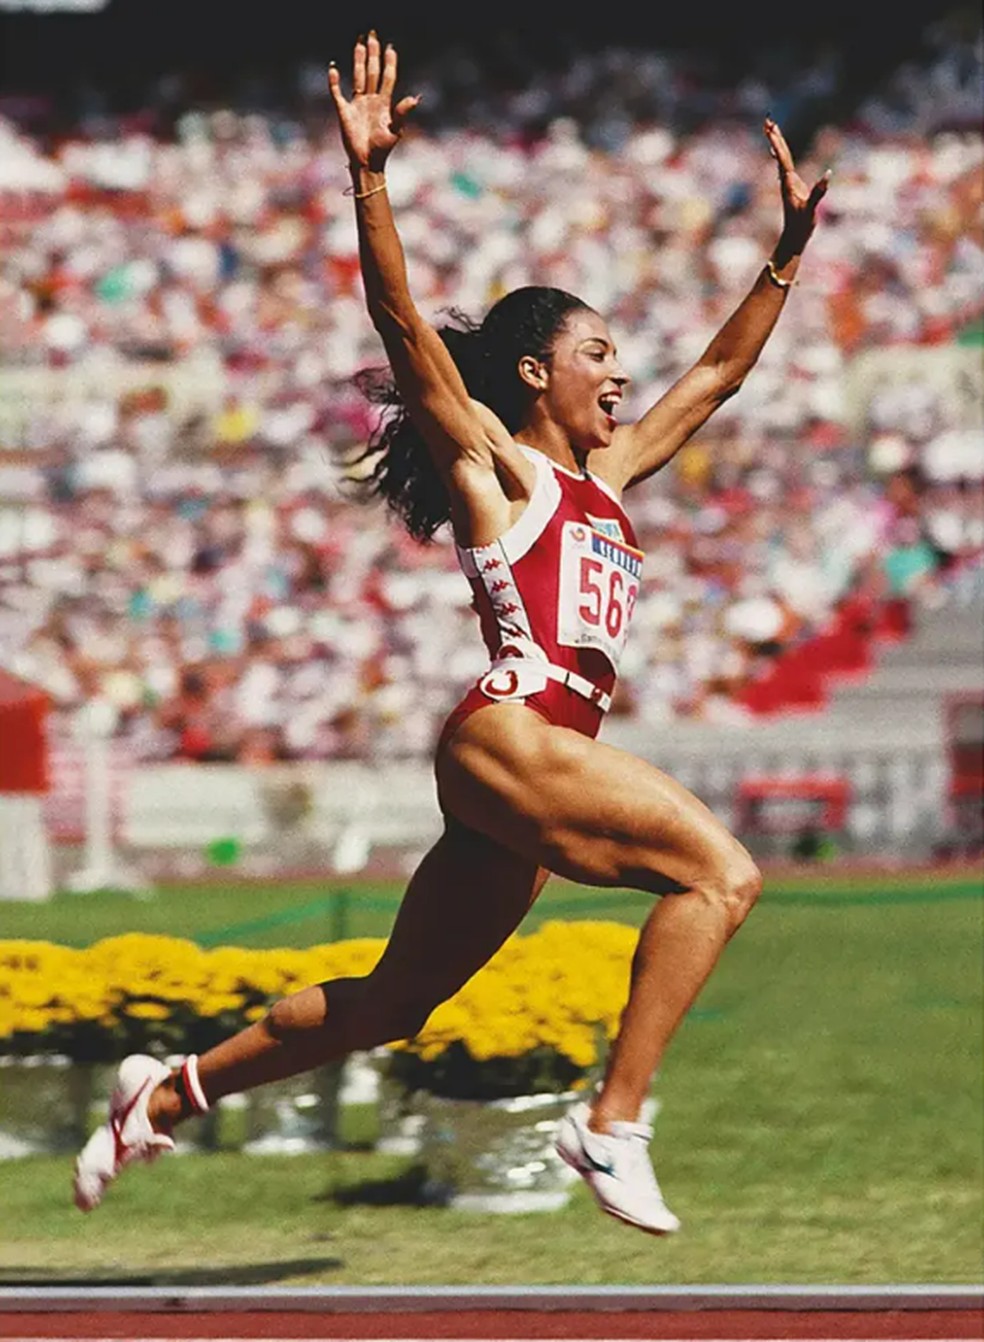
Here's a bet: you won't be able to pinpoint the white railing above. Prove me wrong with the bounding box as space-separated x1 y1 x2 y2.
37 724 971 890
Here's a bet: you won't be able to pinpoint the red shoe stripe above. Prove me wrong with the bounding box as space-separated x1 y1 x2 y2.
111 1075 153 1167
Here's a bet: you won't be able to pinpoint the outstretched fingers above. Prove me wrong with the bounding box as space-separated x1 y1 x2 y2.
808 169 832 211
380 41 398 98
365 30 381 93
392 93 421 134
330 35 401 103
764 117 795 175
352 35 367 95
327 62 346 113
327 34 418 155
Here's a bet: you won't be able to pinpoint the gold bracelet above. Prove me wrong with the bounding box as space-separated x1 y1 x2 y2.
765 258 795 290
344 180 387 200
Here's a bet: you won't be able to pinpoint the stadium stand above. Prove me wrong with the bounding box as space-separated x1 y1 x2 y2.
0 16 981 784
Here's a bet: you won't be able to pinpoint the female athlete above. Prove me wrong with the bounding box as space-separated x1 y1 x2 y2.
75 34 829 1234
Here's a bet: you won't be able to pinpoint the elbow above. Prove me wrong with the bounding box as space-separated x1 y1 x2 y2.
697 355 747 404
709 366 745 403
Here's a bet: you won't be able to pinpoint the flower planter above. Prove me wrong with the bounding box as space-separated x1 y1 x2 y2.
0 1056 110 1155
408 1090 580 1212
0 1056 344 1157
238 1063 342 1154
162 1062 345 1153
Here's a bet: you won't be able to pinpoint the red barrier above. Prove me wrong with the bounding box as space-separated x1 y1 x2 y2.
736 775 850 833
0 670 49 794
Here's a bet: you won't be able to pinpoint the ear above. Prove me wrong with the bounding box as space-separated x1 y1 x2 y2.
517 355 548 393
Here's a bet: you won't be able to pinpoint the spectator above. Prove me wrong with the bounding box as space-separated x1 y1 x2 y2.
0 22 981 758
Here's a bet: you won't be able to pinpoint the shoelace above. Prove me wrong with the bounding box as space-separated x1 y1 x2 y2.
608 1121 654 1143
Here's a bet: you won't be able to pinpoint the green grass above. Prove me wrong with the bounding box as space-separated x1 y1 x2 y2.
1 867 980 948
1 886 981 1284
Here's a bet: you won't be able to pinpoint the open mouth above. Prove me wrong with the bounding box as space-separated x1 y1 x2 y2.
598 392 620 428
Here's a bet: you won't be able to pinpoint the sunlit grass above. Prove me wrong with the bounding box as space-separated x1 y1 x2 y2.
2 890 980 1284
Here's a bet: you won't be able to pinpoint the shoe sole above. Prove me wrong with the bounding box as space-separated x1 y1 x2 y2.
556 1142 680 1236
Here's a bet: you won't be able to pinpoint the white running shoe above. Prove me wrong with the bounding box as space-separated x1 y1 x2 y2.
555 1100 681 1235
73 1054 174 1212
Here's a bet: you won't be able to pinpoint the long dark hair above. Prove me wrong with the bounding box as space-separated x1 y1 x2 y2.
346 286 590 542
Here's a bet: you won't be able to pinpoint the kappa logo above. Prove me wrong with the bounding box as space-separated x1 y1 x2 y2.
480 668 519 699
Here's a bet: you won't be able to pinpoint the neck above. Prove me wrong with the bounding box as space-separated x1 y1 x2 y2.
514 419 586 475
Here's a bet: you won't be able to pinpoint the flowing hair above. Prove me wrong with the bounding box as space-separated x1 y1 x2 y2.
345 286 590 542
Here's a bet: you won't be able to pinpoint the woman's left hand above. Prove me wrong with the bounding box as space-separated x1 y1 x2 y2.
329 32 420 172
764 118 830 258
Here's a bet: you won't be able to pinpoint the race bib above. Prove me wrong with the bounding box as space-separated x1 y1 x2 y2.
557 521 643 671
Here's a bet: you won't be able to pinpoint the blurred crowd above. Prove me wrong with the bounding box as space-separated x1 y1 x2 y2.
0 19 982 761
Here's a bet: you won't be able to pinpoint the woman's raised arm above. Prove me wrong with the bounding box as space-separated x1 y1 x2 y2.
329 34 510 476
595 119 830 493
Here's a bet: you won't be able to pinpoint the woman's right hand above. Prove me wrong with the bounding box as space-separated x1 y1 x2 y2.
328 32 420 172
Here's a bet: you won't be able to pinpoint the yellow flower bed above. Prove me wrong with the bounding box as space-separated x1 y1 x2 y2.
0 922 636 1086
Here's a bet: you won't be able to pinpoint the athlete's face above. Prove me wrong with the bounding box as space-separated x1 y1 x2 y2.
526 309 630 451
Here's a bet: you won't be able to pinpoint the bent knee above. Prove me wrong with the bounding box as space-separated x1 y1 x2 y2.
700 850 762 928
266 979 436 1051
726 851 763 924
387 1001 433 1042
265 990 316 1040
359 972 445 1045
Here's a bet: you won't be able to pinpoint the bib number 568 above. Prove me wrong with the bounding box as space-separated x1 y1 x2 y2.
578 557 637 639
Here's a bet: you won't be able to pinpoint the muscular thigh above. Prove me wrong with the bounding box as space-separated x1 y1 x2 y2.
437 703 747 893
369 818 549 1005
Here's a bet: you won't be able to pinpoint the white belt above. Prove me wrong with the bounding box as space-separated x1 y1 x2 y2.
482 657 613 715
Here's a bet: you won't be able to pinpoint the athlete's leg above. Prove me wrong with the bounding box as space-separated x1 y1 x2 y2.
437 704 762 1129
149 821 547 1129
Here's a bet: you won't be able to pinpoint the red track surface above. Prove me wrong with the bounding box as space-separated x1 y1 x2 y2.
0 1310 979 1339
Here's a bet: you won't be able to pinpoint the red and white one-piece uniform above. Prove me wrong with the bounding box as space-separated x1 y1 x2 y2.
440 444 643 749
